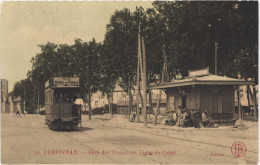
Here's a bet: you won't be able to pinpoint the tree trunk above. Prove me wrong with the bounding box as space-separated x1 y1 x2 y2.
154 90 162 126
111 90 113 118
162 45 169 83
247 85 258 120
107 93 112 117
149 89 153 119
129 89 133 121
88 91 92 120
109 77 113 118
246 86 251 107
128 75 131 121
252 85 258 120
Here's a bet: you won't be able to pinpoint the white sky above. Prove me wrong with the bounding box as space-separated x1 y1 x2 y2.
0 1 153 92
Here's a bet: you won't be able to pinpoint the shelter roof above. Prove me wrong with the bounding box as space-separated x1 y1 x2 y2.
151 75 254 89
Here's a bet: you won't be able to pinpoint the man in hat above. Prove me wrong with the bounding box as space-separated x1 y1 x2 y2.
201 110 216 127
191 107 201 128
74 93 84 117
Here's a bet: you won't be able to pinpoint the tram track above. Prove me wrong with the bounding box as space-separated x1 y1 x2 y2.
77 121 257 164
95 121 258 154
59 125 165 164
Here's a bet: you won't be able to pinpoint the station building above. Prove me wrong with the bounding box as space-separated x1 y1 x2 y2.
151 68 254 122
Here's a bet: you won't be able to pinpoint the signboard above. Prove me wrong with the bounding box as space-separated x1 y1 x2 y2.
53 77 79 87
188 67 210 77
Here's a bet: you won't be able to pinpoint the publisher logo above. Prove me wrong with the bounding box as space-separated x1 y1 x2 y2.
231 142 247 157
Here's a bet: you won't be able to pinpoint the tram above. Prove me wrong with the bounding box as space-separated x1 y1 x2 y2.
44 77 82 130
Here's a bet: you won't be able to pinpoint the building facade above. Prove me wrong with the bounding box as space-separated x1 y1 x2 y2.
90 83 167 114
1 79 8 100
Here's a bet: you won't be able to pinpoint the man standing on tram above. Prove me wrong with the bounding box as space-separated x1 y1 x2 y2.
74 93 84 119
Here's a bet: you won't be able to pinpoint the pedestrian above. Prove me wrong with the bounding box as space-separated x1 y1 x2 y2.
183 109 193 127
74 93 84 123
15 110 21 118
176 106 182 126
191 108 200 128
165 110 177 126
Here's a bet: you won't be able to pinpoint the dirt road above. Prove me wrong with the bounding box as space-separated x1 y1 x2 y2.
1 114 258 164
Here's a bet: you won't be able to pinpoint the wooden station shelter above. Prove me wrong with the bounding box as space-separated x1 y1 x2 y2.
151 68 254 122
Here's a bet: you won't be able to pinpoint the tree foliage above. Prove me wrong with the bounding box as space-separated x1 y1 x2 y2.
12 2 258 113
152 1 258 81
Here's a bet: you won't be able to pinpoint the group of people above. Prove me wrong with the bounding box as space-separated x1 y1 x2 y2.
163 106 218 128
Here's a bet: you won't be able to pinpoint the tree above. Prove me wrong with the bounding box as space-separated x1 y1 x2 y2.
29 42 75 108
13 78 37 114
99 43 119 117
72 38 101 120
152 1 258 80
104 8 138 117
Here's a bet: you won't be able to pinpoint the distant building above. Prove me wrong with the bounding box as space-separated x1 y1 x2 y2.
235 85 258 106
1 79 8 100
90 83 167 114
90 84 128 110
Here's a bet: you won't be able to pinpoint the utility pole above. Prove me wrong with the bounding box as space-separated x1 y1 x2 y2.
141 37 147 128
154 45 168 126
237 87 242 126
215 42 218 75
136 23 141 123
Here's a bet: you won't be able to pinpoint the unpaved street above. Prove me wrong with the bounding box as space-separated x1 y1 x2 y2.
1 114 258 164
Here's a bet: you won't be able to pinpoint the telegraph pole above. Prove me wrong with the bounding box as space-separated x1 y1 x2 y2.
141 37 147 128
237 87 243 126
154 45 167 126
136 23 141 123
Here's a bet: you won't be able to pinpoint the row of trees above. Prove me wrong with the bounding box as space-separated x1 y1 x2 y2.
12 2 257 115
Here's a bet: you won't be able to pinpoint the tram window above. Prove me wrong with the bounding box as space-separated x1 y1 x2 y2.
54 88 79 103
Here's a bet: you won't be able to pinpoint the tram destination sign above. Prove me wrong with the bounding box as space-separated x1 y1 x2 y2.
50 77 80 87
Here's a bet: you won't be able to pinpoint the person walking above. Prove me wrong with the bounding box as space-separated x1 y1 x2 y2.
15 110 21 118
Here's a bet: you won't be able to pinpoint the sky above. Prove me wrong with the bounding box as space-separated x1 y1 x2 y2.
0 1 153 92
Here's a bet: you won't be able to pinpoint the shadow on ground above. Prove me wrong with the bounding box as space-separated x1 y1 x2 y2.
49 126 94 132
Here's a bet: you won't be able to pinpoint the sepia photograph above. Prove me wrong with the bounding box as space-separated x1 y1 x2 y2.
0 1 258 164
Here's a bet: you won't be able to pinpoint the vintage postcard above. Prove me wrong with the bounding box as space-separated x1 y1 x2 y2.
1 1 258 164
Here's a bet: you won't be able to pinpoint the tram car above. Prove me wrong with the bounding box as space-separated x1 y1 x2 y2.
44 77 82 130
